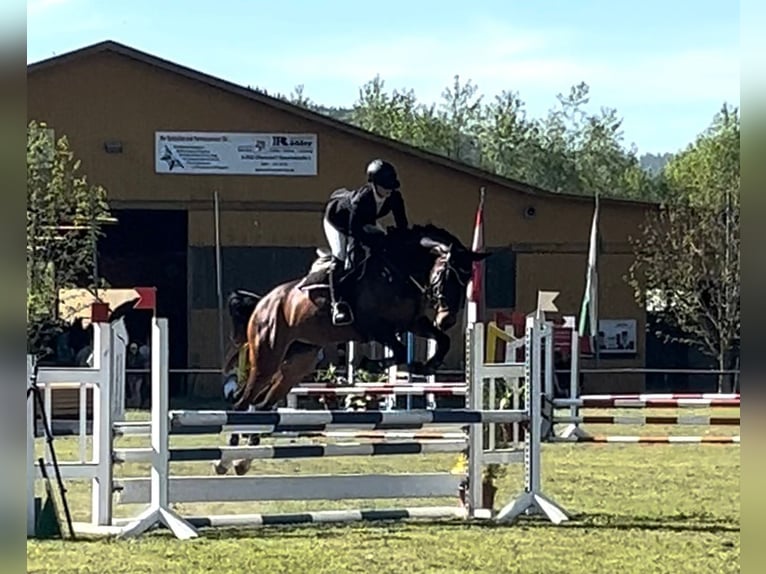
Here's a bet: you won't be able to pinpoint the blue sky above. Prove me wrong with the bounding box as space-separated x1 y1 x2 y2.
27 0 739 155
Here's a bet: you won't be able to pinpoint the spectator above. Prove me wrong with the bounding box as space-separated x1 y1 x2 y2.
126 342 148 408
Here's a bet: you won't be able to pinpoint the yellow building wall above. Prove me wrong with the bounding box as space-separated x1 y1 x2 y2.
28 47 656 396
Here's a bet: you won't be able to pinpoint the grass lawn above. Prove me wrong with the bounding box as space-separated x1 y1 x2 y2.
27 408 740 574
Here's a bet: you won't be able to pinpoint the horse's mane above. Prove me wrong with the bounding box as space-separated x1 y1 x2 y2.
387 223 468 252
411 223 468 250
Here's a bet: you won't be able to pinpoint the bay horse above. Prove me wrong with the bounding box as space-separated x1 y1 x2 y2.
215 224 488 474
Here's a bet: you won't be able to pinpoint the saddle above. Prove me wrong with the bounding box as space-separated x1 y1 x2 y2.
298 248 340 292
297 245 390 292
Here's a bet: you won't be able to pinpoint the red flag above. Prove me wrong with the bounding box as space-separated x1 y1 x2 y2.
467 187 485 306
133 286 157 312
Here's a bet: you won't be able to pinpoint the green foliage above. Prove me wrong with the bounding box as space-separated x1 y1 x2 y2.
291 77 674 201
627 105 740 390
27 120 112 356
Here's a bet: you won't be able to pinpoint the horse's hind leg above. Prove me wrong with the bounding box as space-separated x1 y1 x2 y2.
255 345 322 411
232 345 321 475
213 328 286 474
227 325 290 475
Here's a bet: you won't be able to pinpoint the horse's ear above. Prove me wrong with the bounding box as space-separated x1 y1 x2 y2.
419 237 449 254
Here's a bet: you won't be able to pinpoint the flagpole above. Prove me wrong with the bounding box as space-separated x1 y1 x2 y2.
214 191 225 372
593 192 600 367
578 191 600 365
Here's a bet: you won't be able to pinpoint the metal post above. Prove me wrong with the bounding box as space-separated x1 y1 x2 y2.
214 191 225 371
26 357 36 537
569 329 580 421
467 323 483 515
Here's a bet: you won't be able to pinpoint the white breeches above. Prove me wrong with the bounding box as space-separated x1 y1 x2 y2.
323 218 348 261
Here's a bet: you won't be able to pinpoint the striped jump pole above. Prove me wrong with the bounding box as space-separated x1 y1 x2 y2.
286 385 467 396
553 397 741 409
114 440 468 464
168 408 527 436
553 368 740 442
554 415 740 426
113 506 467 530
553 392 742 441
550 435 740 444
577 393 740 401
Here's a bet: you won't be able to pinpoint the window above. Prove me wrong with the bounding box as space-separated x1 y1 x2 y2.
484 248 516 308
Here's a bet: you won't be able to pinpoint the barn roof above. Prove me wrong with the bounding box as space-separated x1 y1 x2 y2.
28 40 654 208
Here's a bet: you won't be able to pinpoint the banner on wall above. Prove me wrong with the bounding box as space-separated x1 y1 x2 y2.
597 319 637 354
155 131 317 175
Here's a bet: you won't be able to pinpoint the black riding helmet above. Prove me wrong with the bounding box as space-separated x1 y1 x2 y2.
366 159 400 190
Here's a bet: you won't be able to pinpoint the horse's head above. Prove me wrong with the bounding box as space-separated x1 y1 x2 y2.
406 224 490 331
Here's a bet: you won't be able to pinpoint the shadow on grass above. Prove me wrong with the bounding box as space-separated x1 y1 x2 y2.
43 510 738 545
189 511 739 540
496 511 739 535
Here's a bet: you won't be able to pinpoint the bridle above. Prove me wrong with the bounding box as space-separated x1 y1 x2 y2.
424 248 469 314
377 232 470 316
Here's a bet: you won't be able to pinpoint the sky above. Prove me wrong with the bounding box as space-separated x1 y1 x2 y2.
26 0 739 155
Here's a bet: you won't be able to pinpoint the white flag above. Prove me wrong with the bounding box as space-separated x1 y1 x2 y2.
578 195 599 337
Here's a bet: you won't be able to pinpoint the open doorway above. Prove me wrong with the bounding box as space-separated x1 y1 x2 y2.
97 209 188 398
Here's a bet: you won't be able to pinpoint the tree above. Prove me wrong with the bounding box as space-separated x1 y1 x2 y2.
27 120 112 357
627 105 740 391
347 77 666 200
350 75 453 155
437 75 483 163
475 89 543 185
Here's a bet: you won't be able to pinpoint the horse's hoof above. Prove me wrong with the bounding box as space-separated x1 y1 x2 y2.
407 361 428 376
423 361 440 375
234 459 251 475
212 461 229 475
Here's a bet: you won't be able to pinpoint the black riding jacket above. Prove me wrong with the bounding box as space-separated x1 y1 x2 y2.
324 184 408 241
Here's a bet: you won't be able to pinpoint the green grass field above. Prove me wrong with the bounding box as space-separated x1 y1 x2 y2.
27 408 740 574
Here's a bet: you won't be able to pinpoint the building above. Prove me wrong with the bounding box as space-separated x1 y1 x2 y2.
27 40 657 397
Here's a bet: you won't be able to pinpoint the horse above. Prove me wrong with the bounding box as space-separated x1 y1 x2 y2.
215 223 488 474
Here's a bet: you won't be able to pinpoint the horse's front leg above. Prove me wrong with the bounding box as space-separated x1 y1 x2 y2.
368 330 409 372
410 316 451 375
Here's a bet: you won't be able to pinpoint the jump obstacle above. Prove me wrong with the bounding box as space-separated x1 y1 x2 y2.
27 307 535 538
27 291 739 539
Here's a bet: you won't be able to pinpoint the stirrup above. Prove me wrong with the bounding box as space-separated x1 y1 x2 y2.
332 302 354 326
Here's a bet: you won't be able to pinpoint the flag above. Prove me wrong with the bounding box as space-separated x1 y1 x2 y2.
134 287 157 313
578 194 599 338
466 187 485 324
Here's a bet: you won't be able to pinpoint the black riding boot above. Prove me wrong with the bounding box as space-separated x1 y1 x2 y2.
329 261 353 326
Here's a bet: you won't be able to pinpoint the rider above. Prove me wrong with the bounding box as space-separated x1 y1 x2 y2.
322 159 409 326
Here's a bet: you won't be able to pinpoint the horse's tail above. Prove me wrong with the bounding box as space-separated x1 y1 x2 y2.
227 289 261 344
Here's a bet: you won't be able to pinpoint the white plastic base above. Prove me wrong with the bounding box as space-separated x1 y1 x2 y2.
559 424 592 439
118 505 198 540
495 491 570 525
